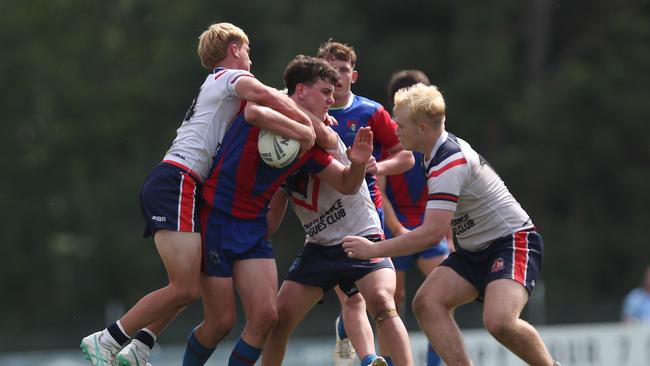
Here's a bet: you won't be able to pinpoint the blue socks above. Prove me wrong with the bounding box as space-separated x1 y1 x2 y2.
182 331 215 366
427 343 442 366
383 356 394 366
361 354 379 366
336 314 348 339
228 338 261 366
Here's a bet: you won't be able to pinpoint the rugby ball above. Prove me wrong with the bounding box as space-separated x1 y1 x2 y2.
258 129 300 168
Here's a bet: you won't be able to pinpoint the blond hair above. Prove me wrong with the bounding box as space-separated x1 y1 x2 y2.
316 40 357 67
393 83 446 126
197 22 249 69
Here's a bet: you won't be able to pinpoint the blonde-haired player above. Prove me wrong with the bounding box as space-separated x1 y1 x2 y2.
80 22 315 366
344 83 562 366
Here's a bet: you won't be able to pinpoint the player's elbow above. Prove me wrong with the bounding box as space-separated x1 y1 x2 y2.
244 104 263 122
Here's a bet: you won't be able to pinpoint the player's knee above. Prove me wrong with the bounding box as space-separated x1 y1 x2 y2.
483 315 517 341
412 290 432 317
168 283 200 306
394 289 407 312
250 305 279 332
372 307 399 324
203 314 236 343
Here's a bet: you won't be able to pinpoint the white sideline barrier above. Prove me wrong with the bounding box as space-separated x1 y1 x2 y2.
408 323 650 366
1 323 649 365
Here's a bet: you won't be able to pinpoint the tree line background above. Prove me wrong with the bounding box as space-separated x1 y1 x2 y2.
2 0 649 351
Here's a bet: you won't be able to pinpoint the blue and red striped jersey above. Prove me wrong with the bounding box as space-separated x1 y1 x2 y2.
329 94 400 208
385 151 428 228
201 112 333 220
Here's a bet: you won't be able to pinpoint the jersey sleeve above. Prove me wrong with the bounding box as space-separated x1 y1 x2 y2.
303 147 334 174
425 154 468 212
223 69 255 98
368 107 400 150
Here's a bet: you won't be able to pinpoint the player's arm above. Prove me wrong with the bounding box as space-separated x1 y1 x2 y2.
377 175 408 236
236 77 312 127
267 189 289 236
371 144 414 176
298 107 338 149
343 208 453 259
367 108 414 175
316 127 373 194
244 102 316 154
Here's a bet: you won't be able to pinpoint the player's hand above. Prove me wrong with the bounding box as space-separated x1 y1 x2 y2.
342 236 377 259
298 128 316 156
347 127 373 166
365 156 378 175
323 115 339 126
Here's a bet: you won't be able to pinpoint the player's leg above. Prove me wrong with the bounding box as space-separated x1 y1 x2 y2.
116 307 184 366
183 274 237 366
483 279 555 365
335 286 375 365
356 267 413 366
82 230 201 366
121 230 202 334
412 265 477 366
261 280 323 366
229 258 279 366
416 249 448 366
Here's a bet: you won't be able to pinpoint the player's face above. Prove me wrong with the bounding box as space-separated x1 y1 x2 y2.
236 42 252 71
393 107 421 151
326 58 358 103
298 79 335 119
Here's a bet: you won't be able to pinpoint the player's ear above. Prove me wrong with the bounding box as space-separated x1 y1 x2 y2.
351 70 359 84
229 42 240 58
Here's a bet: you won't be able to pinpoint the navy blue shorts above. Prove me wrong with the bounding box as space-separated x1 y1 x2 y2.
200 205 274 278
387 225 450 272
139 162 201 237
441 228 543 301
285 238 394 297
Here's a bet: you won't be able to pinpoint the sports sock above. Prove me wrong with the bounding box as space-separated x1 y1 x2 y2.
336 314 348 339
134 328 156 350
427 343 442 366
228 338 261 366
360 354 378 366
182 330 215 366
105 320 129 346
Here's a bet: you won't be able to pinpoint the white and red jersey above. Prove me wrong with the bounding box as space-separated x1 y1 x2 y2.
424 130 534 251
163 67 254 182
284 135 383 246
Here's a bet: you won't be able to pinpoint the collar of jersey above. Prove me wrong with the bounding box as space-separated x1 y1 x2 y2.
423 130 449 166
212 67 226 74
329 93 355 111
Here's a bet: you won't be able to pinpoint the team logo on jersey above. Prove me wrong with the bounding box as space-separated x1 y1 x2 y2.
346 119 359 132
491 258 504 273
209 250 220 264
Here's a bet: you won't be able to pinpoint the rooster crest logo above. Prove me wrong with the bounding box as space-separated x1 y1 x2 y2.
346 119 359 132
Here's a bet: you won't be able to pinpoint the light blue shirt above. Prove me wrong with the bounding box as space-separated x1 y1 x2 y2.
622 288 650 323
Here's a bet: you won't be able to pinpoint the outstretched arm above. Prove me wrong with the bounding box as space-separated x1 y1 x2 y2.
368 143 414 176
342 208 453 259
317 127 373 194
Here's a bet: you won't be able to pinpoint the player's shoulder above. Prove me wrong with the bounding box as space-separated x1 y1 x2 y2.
431 133 463 165
352 95 386 114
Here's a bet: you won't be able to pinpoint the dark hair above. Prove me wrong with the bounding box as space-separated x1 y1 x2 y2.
283 55 339 95
387 69 431 106
316 39 357 66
